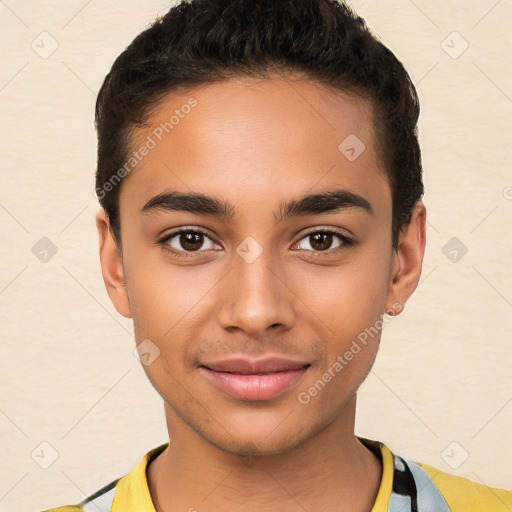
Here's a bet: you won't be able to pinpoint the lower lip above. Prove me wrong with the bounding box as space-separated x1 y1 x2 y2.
201 366 309 401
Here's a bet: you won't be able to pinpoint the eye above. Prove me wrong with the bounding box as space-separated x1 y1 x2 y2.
157 226 354 260
158 227 220 258
293 228 353 254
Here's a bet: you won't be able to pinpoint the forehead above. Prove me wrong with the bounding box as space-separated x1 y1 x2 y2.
121 75 390 221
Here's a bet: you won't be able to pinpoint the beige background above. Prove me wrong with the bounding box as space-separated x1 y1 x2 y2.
0 1 511 510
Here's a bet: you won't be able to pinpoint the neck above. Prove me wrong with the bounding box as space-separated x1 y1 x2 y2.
147 396 382 512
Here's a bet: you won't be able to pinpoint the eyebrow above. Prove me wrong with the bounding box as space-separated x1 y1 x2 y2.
140 188 373 221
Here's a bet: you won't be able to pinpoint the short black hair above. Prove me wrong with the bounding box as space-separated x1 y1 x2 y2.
95 0 424 250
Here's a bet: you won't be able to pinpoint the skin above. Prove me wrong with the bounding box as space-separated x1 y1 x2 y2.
96 75 426 512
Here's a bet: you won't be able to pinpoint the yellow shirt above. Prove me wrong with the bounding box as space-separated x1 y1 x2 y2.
41 437 512 512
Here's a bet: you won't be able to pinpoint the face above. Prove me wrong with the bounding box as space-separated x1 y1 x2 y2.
97 75 425 457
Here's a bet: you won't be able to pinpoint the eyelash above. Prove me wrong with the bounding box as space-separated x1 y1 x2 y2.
157 227 354 259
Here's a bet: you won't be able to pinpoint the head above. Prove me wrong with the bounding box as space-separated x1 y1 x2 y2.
95 0 426 456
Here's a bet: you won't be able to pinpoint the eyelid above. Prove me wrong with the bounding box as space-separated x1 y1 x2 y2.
298 225 353 241
293 227 354 252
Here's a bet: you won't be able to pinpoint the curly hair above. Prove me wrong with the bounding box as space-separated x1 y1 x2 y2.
95 0 424 249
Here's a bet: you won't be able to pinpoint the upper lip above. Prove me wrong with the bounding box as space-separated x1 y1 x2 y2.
201 357 310 374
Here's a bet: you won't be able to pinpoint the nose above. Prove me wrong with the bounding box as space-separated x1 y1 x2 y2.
217 244 296 338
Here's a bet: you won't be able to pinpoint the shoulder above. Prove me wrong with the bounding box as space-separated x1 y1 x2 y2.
39 477 119 512
40 507 83 512
39 442 168 512
359 436 511 512
391 449 512 512
414 459 512 512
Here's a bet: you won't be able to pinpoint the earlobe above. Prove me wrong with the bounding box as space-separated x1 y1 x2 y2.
385 201 427 315
95 209 132 319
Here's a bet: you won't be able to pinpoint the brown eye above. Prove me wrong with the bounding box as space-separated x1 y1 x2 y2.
294 229 353 255
309 232 334 251
160 228 220 257
179 232 204 251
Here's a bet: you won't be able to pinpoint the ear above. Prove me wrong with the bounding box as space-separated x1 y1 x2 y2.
95 208 132 319
385 201 427 316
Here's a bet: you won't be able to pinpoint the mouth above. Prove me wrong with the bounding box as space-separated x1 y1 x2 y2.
199 357 311 401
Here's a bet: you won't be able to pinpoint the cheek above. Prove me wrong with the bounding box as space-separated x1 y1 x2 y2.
288 252 391 397
292 255 390 333
125 249 221 338
125 257 228 393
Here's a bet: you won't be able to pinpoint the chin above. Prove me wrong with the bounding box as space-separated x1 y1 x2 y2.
204 429 309 458
193 410 323 458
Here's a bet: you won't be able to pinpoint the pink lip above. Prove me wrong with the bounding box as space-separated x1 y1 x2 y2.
200 357 310 401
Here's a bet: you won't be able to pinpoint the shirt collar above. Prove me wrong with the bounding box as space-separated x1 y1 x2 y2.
112 436 394 512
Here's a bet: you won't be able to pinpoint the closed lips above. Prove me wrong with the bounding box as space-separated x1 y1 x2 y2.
201 358 311 374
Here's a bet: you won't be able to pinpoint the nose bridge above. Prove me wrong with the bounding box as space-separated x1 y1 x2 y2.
217 236 294 335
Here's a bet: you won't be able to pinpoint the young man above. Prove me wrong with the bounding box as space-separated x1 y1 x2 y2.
44 0 511 511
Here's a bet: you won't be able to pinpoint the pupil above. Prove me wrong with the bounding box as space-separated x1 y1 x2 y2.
181 232 202 251
311 233 332 251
